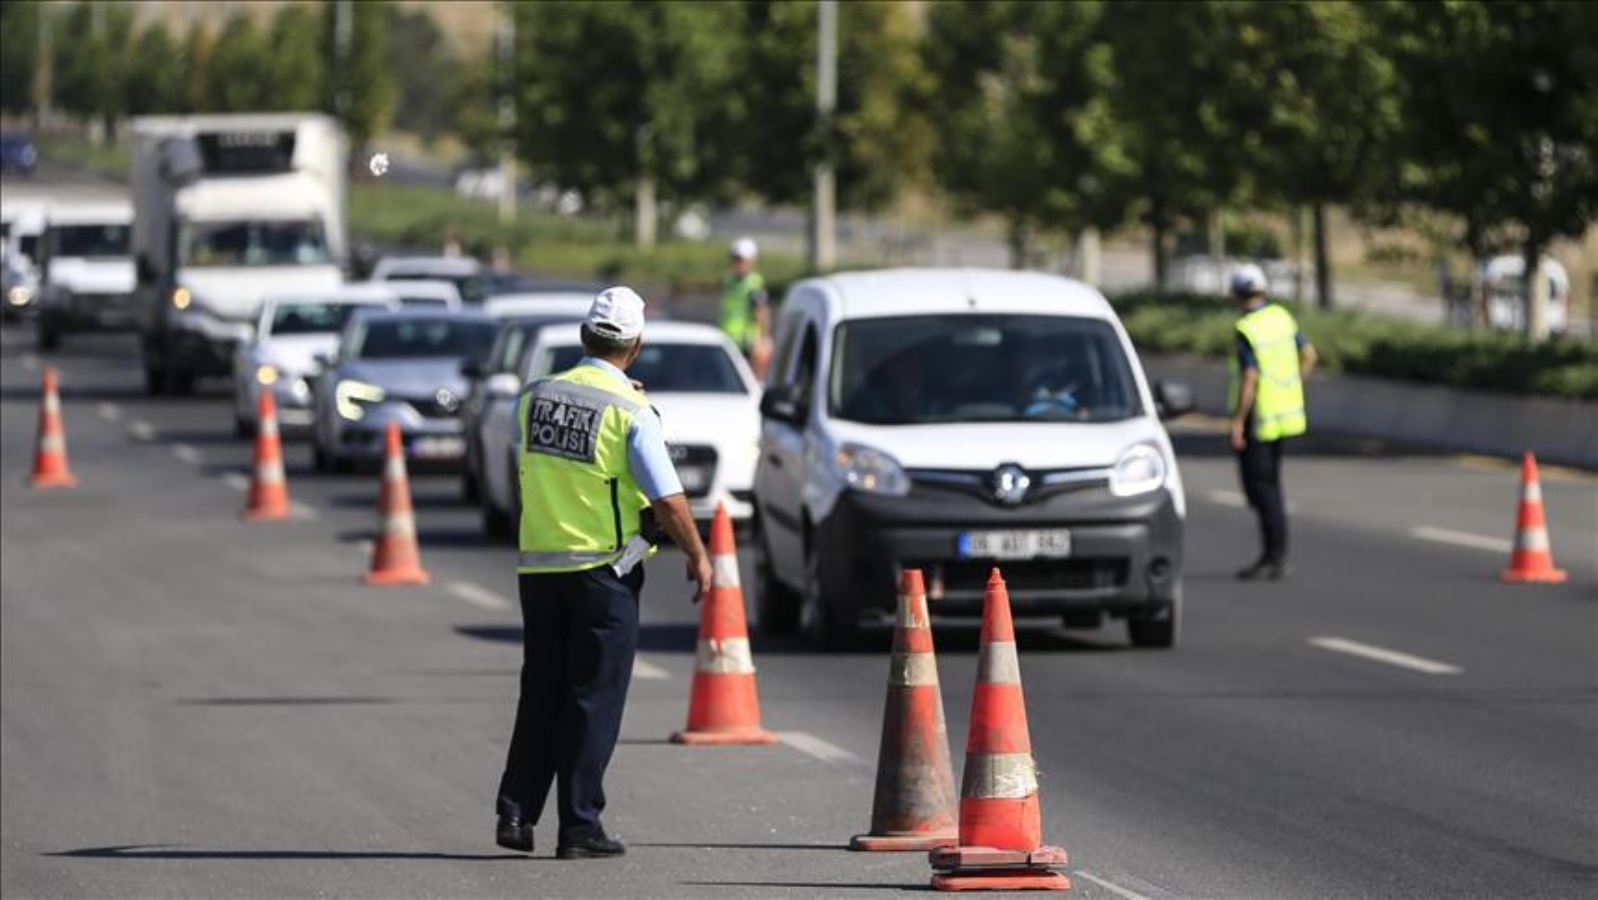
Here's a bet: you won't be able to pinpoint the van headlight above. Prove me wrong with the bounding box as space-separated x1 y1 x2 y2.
335 380 386 420
255 364 280 386
1109 443 1167 497
833 443 911 496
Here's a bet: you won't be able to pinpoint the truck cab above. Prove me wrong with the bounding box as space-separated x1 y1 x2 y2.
130 114 349 395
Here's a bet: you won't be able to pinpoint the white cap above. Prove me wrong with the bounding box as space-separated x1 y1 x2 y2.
1230 263 1268 297
730 237 758 260
586 286 647 342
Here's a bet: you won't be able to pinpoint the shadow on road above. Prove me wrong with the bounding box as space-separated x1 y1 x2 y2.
1171 429 1458 461
453 622 1122 657
173 696 395 707
678 881 919 892
638 841 847 852
48 844 524 862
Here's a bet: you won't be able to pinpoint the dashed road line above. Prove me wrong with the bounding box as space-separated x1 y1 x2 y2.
632 657 669 680
127 420 156 442
96 402 121 422
220 472 251 491
171 443 202 465
1205 489 1248 508
446 580 512 611
1074 869 1154 900
1412 526 1512 555
1309 637 1461 676
779 731 864 766
289 501 319 521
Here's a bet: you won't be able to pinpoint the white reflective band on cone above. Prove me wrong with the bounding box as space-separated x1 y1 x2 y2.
385 456 407 480
258 460 285 483
696 637 755 674
713 554 740 588
39 434 64 453
962 751 1039 799
1522 482 1543 504
43 395 60 415
976 640 1021 684
1516 527 1551 552
898 594 927 629
889 651 939 687
381 511 416 536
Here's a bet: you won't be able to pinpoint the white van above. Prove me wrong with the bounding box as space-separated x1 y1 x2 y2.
753 269 1192 649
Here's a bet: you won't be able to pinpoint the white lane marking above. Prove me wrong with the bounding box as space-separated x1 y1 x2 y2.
127 420 156 442
446 581 512 611
1412 526 1512 555
1074 870 1153 900
220 472 250 491
289 501 319 521
96 402 121 422
632 657 669 681
171 443 202 465
20 354 39 372
1206 489 1248 508
779 731 864 765
1309 637 1461 676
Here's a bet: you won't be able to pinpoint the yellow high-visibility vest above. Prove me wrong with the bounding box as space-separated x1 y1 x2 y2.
1228 304 1308 442
719 271 765 351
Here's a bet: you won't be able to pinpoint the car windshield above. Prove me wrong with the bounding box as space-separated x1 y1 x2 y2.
547 343 747 394
269 302 365 336
51 224 130 258
181 219 330 267
347 318 497 360
829 314 1140 424
19 235 39 259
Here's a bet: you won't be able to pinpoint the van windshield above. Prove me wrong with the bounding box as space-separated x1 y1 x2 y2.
181 219 330 267
829 315 1140 424
51 224 131 258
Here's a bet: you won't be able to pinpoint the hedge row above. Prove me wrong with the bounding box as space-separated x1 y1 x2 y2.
1112 292 1598 400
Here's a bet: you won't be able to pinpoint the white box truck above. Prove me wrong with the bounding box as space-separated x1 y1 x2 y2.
130 114 348 394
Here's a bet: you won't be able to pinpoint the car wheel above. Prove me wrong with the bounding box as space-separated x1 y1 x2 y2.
799 539 855 650
311 437 329 473
234 412 256 439
36 323 59 351
481 486 512 540
164 367 195 396
1127 582 1181 649
462 467 480 504
755 523 800 636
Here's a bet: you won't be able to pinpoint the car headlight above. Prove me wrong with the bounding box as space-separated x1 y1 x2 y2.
833 442 911 496
290 377 311 401
1109 443 1167 497
172 286 192 310
256 364 280 386
7 285 30 306
335 379 386 420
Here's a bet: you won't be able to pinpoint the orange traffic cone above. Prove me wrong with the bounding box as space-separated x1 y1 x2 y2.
363 423 430 586
1501 452 1567 584
670 503 777 746
851 569 959 852
930 569 1069 892
240 391 291 521
28 366 78 489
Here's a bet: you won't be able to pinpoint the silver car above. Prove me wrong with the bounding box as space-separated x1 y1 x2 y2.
309 309 498 472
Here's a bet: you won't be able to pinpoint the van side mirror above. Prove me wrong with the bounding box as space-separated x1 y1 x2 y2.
759 383 803 425
1154 380 1194 420
313 351 336 370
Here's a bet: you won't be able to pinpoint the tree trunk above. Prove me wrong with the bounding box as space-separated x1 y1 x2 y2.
1207 208 1225 260
1290 206 1307 302
1006 217 1031 270
1151 197 1169 292
634 175 656 250
1076 227 1102 287
1312 202 1332 310
1524 235 1550 341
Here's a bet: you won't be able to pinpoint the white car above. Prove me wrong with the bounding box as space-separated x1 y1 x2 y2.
1 202 46 318
480 291 593 319
232 284 400 435
753 268 1192 648
378 278 462 310
35 201 137 348
370 255 487 304
478 321 762 538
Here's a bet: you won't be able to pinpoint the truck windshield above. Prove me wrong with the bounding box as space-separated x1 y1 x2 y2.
547 343 748 394
181 220 329 267
51 224 130 258
269 302 365 336
347 318 497 360
829 314 1141 424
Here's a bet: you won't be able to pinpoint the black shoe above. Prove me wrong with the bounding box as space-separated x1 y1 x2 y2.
1263 560 1289 581
496 816 534 853
1235 558 1270 581
557 833 626 859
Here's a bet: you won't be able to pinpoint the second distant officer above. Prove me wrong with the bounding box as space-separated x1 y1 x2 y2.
719 237 770 362
495 286 712 859
1227 264 1316 581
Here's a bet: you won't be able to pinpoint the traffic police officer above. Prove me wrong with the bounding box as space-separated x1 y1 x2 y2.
719 237 770 360
496 286 713 859
1227 264 1316 581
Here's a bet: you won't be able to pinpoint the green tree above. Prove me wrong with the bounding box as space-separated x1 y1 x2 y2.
180 21 213 115
205 16 273 112
512 1 740 247
52 1 135 138
265 4 327 111
125 25 186 116
323 0 394 152
385 4 457 144
0 0 39 116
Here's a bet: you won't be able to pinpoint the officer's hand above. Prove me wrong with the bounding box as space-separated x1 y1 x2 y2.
1229 421 1247 451
687 554 713 604
630 378 647 394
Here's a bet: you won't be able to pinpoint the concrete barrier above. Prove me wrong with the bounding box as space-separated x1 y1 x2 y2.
1141 353 1598 470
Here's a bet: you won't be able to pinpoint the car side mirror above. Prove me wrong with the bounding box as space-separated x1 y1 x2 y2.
759 383 804 425
486 373 521 399
1154 380 1194 420
460 358 484 379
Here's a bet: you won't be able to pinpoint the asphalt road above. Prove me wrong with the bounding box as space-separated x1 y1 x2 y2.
3 174 1596 900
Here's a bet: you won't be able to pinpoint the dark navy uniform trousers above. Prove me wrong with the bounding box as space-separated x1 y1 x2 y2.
497 564 643 842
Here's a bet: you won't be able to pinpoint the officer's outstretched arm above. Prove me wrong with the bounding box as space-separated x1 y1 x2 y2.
652 494 713 603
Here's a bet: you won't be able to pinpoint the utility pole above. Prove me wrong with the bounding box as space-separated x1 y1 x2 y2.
809 0 838 272
35 1 52 130
496 3 517 224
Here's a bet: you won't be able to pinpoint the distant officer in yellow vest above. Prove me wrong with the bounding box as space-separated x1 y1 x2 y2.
495 286 712 859
1227 264 1316 581
719 237 770 359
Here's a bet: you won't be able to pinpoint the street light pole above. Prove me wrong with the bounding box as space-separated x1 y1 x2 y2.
809 0 837 272
497 4 517 224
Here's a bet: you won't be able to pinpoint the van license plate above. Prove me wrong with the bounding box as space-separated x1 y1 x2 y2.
411 436 465 458
957 529 1072 560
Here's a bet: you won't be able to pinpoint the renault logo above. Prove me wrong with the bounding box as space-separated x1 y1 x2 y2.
992 464 1031 505
435 387 460 412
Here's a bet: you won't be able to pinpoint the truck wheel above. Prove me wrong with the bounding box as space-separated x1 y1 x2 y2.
1127 583 1181 649
800 543 855 650
755 530 800 636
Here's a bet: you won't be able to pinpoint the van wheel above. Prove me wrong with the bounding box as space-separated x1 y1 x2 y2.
800 544 854 650
1127 584 1181 649
234 412 256 439
755 535 800 636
